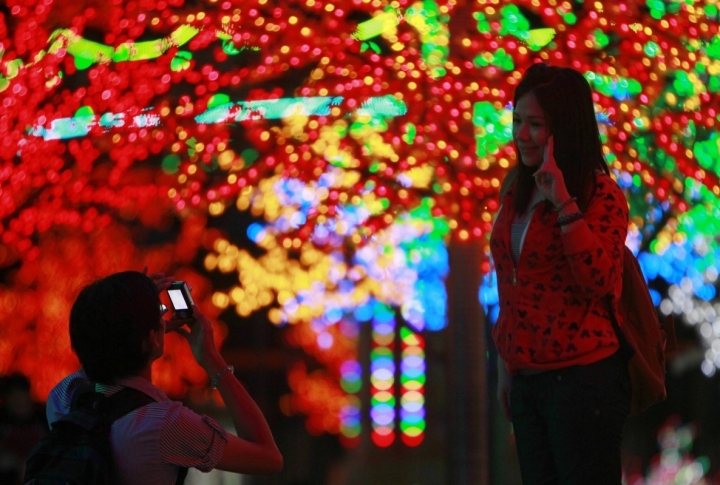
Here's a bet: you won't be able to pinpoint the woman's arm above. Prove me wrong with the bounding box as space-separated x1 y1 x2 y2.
558 177 628 296
532 138 628 296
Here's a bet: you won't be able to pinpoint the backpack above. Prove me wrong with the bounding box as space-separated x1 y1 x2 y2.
23 385 156 485
607 246 677 415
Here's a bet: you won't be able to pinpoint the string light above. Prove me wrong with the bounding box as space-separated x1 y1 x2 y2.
399 326 426 446
370 303 397 448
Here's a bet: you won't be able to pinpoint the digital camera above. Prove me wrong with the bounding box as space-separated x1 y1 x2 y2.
167 281 194 319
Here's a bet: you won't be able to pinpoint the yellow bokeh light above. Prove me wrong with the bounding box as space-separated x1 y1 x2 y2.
212 292 230 309
209 201 225 216
204 254 218 271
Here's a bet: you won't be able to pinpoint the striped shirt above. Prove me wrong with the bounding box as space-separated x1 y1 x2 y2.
47 371 228 485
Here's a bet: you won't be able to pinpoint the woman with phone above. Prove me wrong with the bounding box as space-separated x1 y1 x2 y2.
492 63 630 484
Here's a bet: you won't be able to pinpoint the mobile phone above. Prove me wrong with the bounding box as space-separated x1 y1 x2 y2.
167 281 194 319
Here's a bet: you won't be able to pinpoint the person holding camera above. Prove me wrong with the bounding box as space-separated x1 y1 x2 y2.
45 270 283 483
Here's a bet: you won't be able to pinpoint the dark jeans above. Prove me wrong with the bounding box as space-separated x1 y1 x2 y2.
510 352 631 485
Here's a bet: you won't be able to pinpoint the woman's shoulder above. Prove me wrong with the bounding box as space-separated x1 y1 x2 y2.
594 171 624 197
589 171 628 216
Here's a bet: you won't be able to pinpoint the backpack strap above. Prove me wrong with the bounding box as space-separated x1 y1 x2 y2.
68 386 188 484
605 294 634 362
100 387 157 423
604 246 638 362
63 385 156 429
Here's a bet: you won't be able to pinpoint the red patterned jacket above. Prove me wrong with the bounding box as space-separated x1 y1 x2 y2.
491 173 628 374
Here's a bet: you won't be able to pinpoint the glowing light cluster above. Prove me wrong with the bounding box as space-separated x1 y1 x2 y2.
1 0 719 257
625 418 711 485
370 303 397 448
399 326 425 446
206 170 449 328
205 169 446 442
338 359 362 446
659 270 720 378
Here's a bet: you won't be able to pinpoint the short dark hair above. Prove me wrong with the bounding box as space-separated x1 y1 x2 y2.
70 271 161 384
512 63 610 213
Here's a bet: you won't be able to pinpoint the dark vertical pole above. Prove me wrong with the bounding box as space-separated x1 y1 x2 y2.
446 239 489 485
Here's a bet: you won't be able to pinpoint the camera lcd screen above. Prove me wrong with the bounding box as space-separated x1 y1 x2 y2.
168 289 189 310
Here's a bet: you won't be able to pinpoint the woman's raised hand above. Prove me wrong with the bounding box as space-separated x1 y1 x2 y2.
533 136 571 207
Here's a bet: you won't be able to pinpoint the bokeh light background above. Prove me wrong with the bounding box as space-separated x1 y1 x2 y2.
0 0 719 456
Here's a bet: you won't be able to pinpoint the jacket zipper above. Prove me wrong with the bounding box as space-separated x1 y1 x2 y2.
511 199 543 288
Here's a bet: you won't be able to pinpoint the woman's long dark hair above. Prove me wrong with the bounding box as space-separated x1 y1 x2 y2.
511 63 609 214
